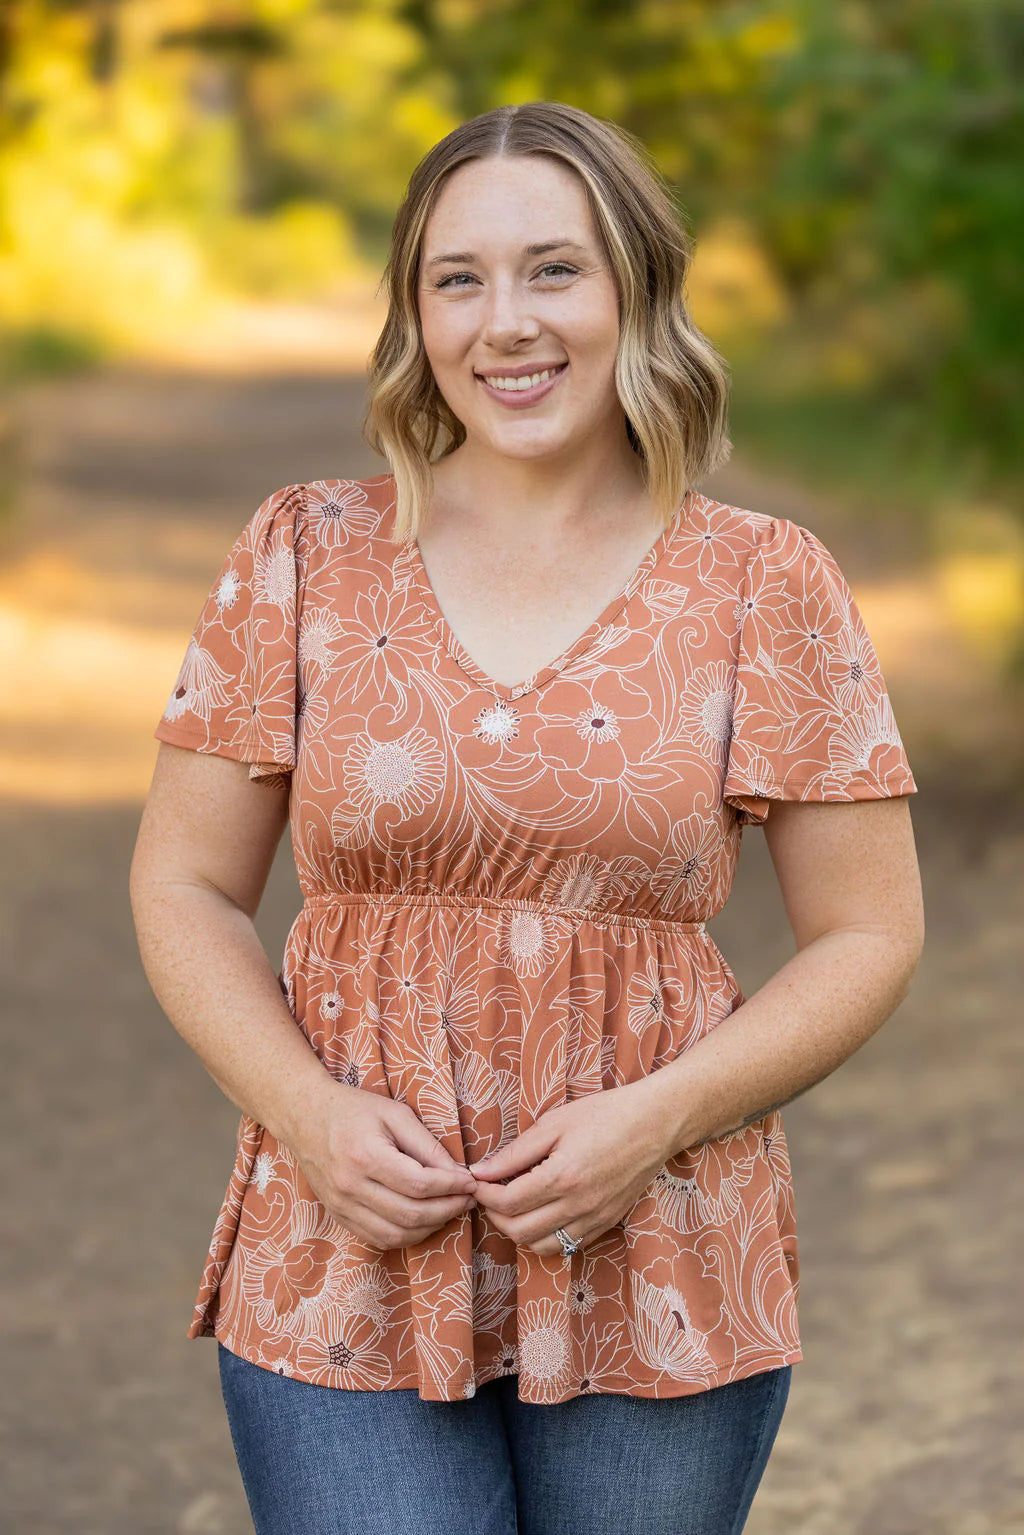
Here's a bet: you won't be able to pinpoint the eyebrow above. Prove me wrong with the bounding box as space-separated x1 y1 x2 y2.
424 239 588 270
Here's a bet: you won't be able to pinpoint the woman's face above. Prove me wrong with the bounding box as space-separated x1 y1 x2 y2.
417 154 624 465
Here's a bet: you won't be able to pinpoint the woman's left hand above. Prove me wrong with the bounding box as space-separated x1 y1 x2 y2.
467 1078 681 1257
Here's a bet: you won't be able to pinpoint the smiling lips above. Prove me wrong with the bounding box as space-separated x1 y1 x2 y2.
476 361 569 406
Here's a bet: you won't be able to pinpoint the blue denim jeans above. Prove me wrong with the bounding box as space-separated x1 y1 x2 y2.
217 1341 791 1534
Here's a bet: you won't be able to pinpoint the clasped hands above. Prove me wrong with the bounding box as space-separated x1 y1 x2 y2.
465 1077 681 1258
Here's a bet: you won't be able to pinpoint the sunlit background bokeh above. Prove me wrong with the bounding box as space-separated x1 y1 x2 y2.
2 5 1022 1532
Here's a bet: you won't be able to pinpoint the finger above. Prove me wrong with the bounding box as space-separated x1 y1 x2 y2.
515 1204 600 1256
470 1160 562 1217
383 1110 476 1188
470 1125 558 1182
477 1188 583 1248
358 1179 476 1229
373 1142 477 1198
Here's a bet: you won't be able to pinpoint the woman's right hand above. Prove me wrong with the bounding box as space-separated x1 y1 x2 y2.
288 1081 479 1251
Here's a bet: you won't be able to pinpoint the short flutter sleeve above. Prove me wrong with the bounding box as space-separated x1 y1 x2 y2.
153 483 304 785
723 515 917 826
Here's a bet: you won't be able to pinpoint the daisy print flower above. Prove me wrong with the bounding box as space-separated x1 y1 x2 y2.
678 660 735 766
517 1295 575 1403
341 727 446 823
828 691 909 786
538 852 612 913
297 607 345 677
495 904 565 980
253 528 297 611
326 581 435 711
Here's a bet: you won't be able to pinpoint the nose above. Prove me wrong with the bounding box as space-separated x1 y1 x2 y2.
477 276 541 351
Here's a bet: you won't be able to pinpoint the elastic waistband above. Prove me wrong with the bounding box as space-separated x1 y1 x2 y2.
299 889 707 937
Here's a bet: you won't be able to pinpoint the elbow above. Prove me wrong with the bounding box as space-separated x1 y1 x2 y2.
128 843 156 927
892 912 925 1003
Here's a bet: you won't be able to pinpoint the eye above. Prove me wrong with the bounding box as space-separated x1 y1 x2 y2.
433 262 579 290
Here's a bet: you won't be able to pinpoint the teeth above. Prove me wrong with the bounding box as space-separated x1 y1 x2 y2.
481 366 564 391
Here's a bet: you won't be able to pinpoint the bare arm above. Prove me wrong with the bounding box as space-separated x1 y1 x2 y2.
130 743 478 1247
129 744 337 1150
643 794 926 1154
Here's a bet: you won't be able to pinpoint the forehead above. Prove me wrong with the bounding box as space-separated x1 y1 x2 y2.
421 155 594 250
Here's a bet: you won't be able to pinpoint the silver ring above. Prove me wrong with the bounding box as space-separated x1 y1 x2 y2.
554 1226 582 1257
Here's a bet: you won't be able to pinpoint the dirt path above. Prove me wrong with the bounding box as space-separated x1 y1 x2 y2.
3 366 1022 1533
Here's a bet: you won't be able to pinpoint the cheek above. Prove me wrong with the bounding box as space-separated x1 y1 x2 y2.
419 300 475 360
554 292 620 363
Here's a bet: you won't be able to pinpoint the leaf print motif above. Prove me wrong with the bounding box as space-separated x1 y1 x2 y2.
153 477 916 1402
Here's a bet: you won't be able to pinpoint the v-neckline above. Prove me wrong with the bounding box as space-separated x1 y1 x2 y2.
403 484 693 703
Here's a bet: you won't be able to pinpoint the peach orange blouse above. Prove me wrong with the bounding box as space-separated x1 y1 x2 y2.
153 474 917 1403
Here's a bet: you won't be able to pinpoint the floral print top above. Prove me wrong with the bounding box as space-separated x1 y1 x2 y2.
153 474 917 1403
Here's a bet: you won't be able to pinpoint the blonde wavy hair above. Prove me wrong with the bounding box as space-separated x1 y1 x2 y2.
363 100 732 543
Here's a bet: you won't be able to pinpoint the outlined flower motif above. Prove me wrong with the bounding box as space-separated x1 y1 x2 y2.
680 496 756 580
569 1276 598 1315
827 623 880 712
733 552 794 654
516 1295 575 1403
473 699 521 745
678 660 734 765
723 747 778 818
262 1238 334 1315
573 701 620 745
243 1200 352 1332
648 812 722 909
254 531 296 610
828 691 907 781
326 582 435 710
628 1275 717 1384
215 568 243 609
305 479 381 548
538 852 651 922
533 674 654 783
539 853 604 913
497 905 564 979
652 1139 757 1231
319 990 343 1026
335 728 445 844
164 638 233 723
626 958 666 1039
298 607 345 677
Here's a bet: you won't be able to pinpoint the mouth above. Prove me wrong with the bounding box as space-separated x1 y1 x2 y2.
475 361 569 408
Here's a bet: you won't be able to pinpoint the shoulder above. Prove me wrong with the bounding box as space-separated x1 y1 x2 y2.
301 475 396 548
243 477 397 580
689 493 820 555
689 493 845 586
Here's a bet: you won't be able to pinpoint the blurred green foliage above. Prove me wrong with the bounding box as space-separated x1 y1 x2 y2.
0 0 1020 523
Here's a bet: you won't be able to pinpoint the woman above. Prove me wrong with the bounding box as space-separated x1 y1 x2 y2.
131 102 924 1534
